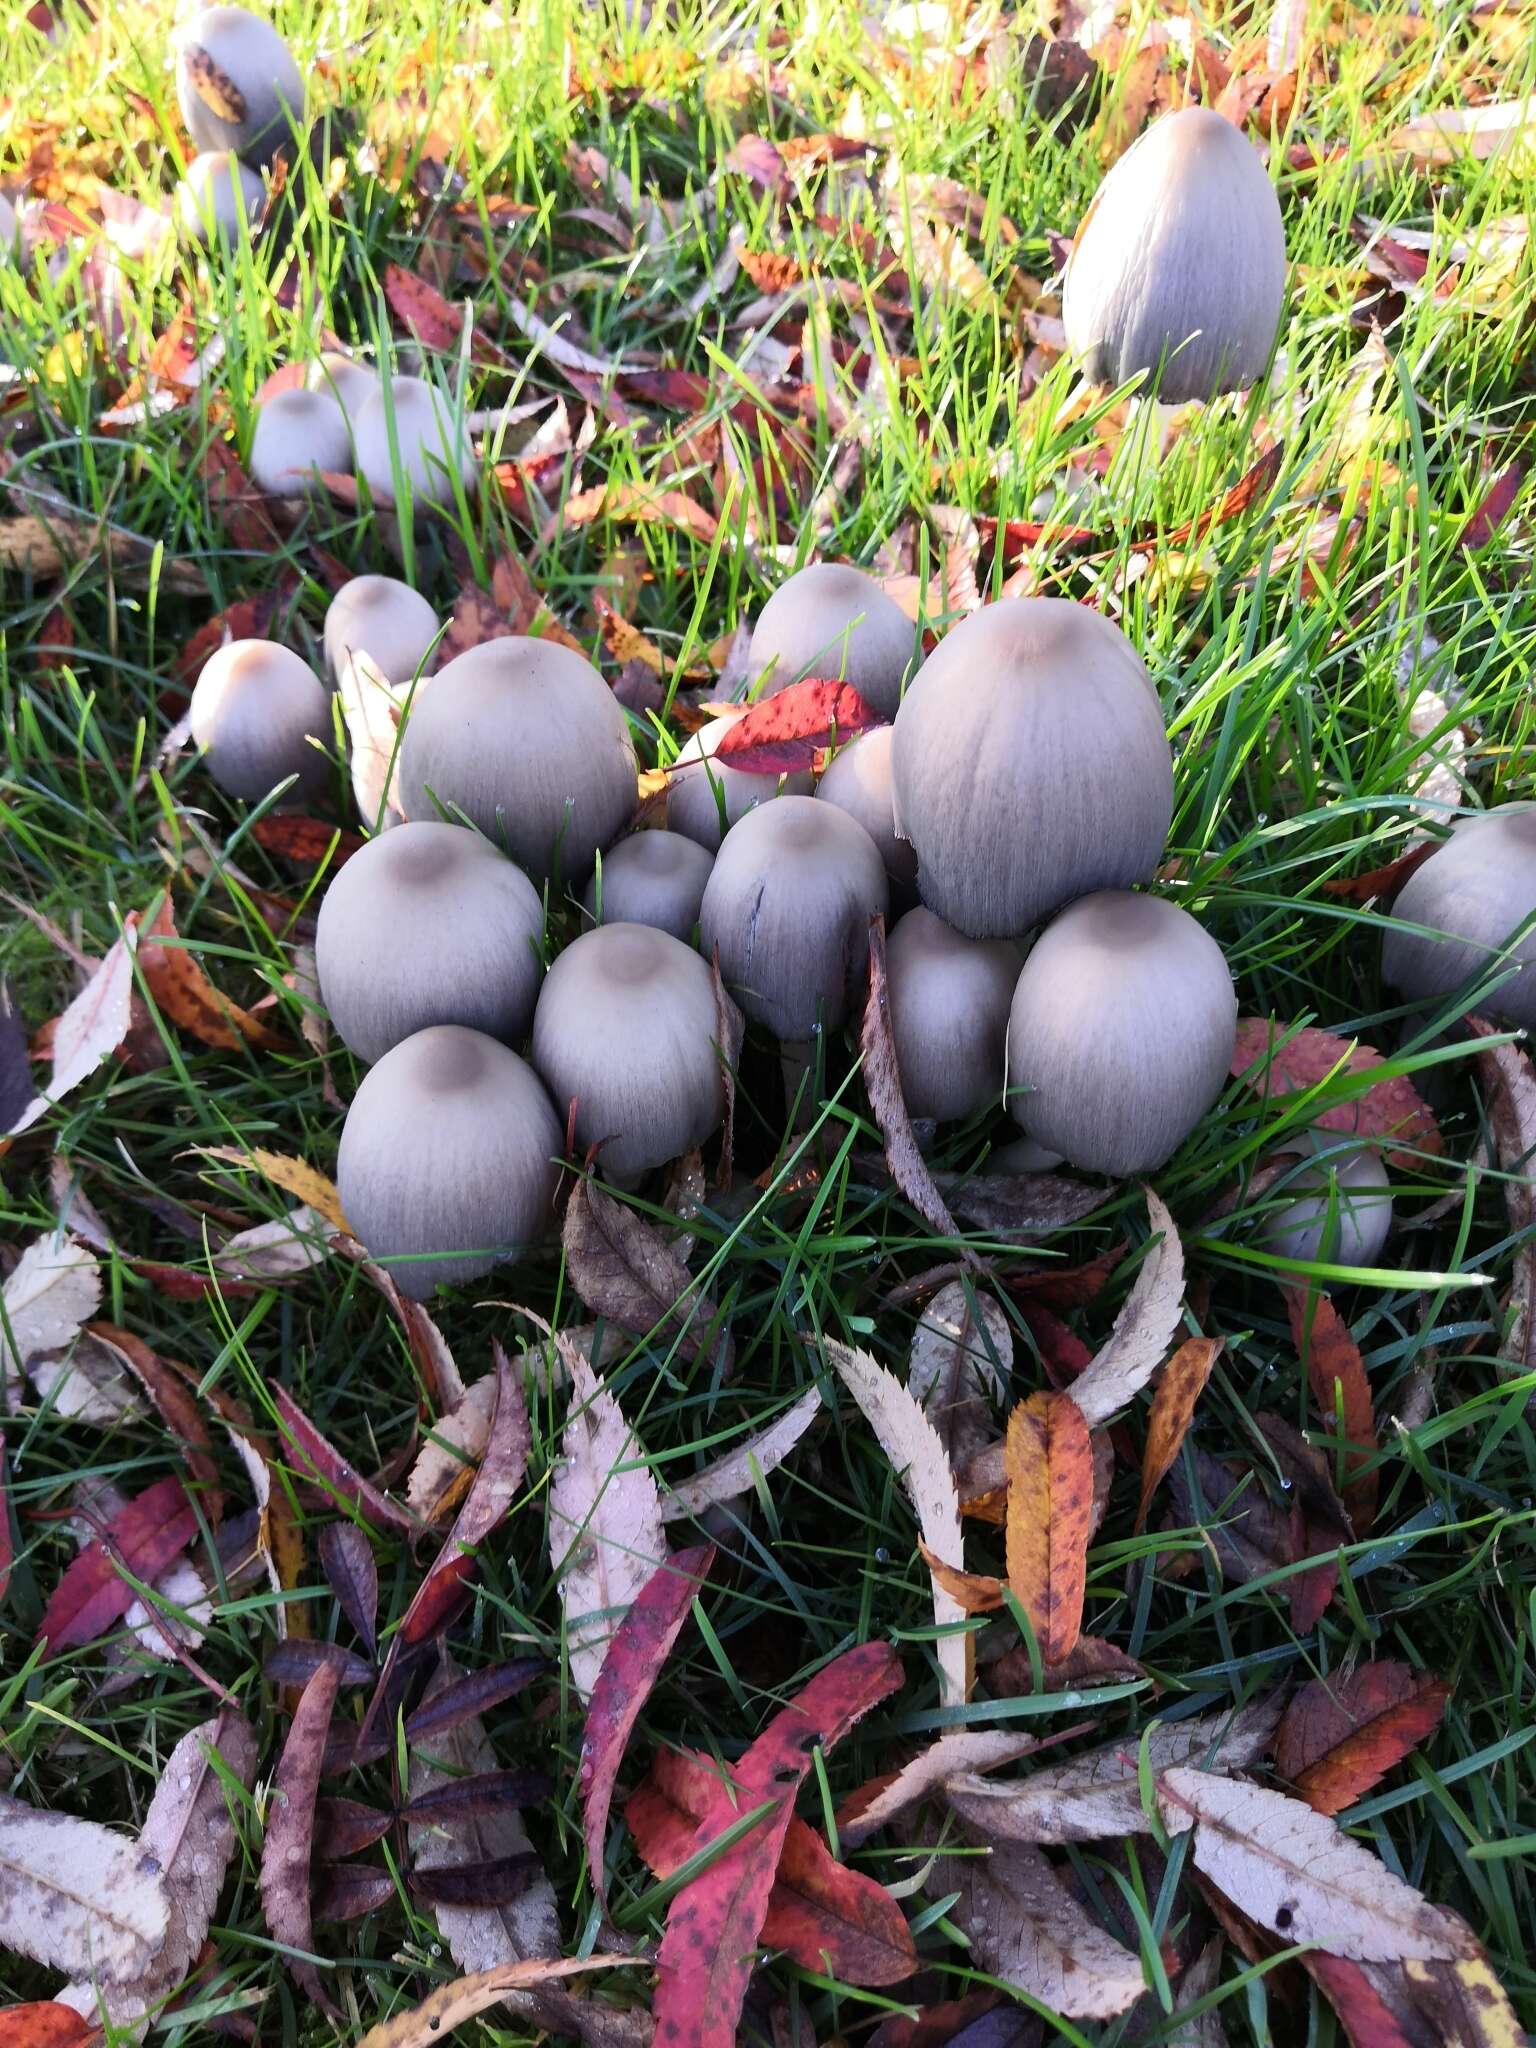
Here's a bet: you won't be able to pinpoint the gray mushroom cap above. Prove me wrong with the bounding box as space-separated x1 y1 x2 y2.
0 195 16 249
176 151 264 244
988 1134 1065 1174
531 922 724 1182
1062 105 1286 405
1006 890 1236 1174
891 598 1173 938
887 906 1021 1122
352 376 477 512
175 5 304 169
816 726 917 887
336 1024 561 1299
315 822 545 1065
189 638 331 802
307 352 377 420
324 575 441 691
249 387 351 497
747 562 917 719
1258 1137 1393 1269
700 795 888 1040
1381 806 1536 1031
397 636 637 883
665 712 813 853
583 831 713 940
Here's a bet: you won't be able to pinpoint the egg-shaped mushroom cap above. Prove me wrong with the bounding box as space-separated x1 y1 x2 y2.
583 831 713 940
324 575 441 691
891 598 1173 938
1062 105 1285 405
0 195 16 249
700 795 888 1040
397 637 637 882
174 5 304 168
1258 1139 1393 1269
1007 890 1235 1174
1381 807 1536 1031
337 1024 560 1299
189 638 331 803
352 376 476 512
886 906 1021 1123
747 563 917 719
531 923 724 1181
666 713 813 853
249 387 352 498
307 352 377 420
176 150 264 244
816 727 917 888
316 823 545 1066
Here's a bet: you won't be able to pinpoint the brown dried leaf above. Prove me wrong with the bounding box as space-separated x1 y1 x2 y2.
0 1793 169 1983
1468 1021 1536 1381
137 898 285 1053
180 42 248 121
1069 1190 1185 1426
1005 1391 1093 1664
354 1956 639 2048
7 920 138 1136
861 918 966 1246
1276 1663 1451 1817
1136 1337 1224 1532
907 1282 1011 1471
563 1176 731 1369
660 1387 822 1521
259 1661 342 2017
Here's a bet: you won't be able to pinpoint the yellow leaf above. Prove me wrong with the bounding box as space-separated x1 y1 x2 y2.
201 1146 350 1234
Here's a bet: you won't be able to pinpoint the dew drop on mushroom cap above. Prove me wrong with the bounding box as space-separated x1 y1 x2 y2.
1258 1137 1393 1270
176 151 264 245
1007 890 1236 1175
891 597 1172 938
816 726 917 888
1062 105 1286 406
189 638 331 803
315 822 545 1066
337 1024 560 1300
175 4 304 169
397 636 637 883
886 906 1020 1123
249 387 351 498
531 923 724 1183
665 711 813 853
352 376 477 513
583 831 713 941
700 795 888 1041
324 575 441 692
1381 806 1536 1032
747 562 917 720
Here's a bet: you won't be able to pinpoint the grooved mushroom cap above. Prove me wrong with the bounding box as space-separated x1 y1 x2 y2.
307 352 377 420
747 563 917 719
666 713 813 852
324 575 441 691
0 196 16 249
583 831 713 940
352 376 477 512
1259 1139 1393 1269
397 637 637 882
891 598 1173 938
175 5 304 168
189 638 330 802
1063 106 1286 405
531 923 724 1181
249 387 351 498
816 727 917 888
1006 890 1236 1174
1381 807 1536 1031
316 822 545 1065
176 151 264 244
700 795 888 1040
887 906 1021 1123
337 1024 560 1299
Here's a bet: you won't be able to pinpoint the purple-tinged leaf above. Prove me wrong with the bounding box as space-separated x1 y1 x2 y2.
38 1476 203 1650
264 1640 376 1689
408 1852 544 1909
401 1769 554 1827
405 1658 547 1745
259 1660 342 2018
314 1863 397 1923
318 1522 379 1657
271 1386 415 1536
315 1796 395 1861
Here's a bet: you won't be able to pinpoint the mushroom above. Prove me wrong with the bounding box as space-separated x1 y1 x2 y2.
583 831 713 941
988 1135 1064 1174
189 638 331 802
315 822 545 1065
352 375 476 514
175 150 264 244
816 726 917 890
1062 105 1285 405
886 907 1021 1123
531 923 724 1182
1258 1134 1393 1269
323 575 441 693
336 1024 560 1299
249 387 351 498
397 637 637 882
0 194 16 251
307 352 377 421
175 4 304 169
748 562 917 719
1006 890 1236 1174
1381 806 1536 1031
891 598 1172 938
666 712 812 853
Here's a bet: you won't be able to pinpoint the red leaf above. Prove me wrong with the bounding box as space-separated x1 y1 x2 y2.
867 1995 1005 2048
1230 1018 1442 1167
1283 1287 1378 1530
259 1660 341 2018
383 262 513 368
1460 461 1523 552
399 1347 529 1644
727 134 790 195
1130 441 1285 553
1321 842 1435 906
249 816 363 872
37 1475 202 1650
1276 1662 1450 1816
86 1322 222 1518
271 1386 416 1536
171 584 292 689
201 438 285 554
712 678 883 777
318 1521 379 1657
0 2008 95 2048
1017 1303 1093 1384
581 1545 714 1906
617 369 714 410
1302 1954 1421 2047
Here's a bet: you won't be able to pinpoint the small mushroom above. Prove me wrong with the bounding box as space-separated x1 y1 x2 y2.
886 906 1020 1123
175 4 304 169
249 387 351 498
531 923 724 1182
337 1024 560 1299
748 562 917 719
315 822 545 1065
175 150 264 244
1063 105 1286 405
189 638 331 802
988 1135 1064 1174
816 727 917 890
323 575 441 692
1006 890 1236 1174
0 195 16 251
397 637 637 882
891 598 1172 937
352 375 476 513
583 831 713 940
1259 1135 1393 1270
1381 806 1536 1031
307 352 377 421
666 712 812 853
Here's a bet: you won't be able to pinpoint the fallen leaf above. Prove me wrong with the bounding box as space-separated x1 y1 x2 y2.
1128 443 1286 556
354 1956 638 2048
384 262 513 369
1137 1337 1224 1531
661 1387 822 1520
338 650 406 830
1252 1413 1352 1632
0 2009 94 2047
199 1146 349 1234
1005 1391 1092 1663
712 678 882 777
563 1177 731 1369
711 948 744 1194
1357 1953 1526 2048
199 438 284 554
0 1792 168 1983
1386 96 1536 168
1275 1663 1450 1816
179 40 246 120
259 1660 342 2017
1230 1021 1441 1168
38 1474 202 1650
271 1385 416 1536
553 482 717 547
249 814 364 871
265 1640 375 1688
2 1235 101 1387
137 898 284 1054
1068 1190 1185 1426
861 919 966 1247
1460 461 1524 551
1283 1288 1377 1529
908 1283 1011 1471
318 1522 379 1658
84 1323 221 1510
1166 1448 1326 1618
838 1731 1045 1847
927 1171 1106 1238
7 922 138 1136
0 1434 12 1612
1321 842 1436 906
1468 1022 1536 1380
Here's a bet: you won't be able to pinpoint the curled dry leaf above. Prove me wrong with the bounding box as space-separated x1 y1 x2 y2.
0 1792 169 1984
1354 1952 1525 2048
7 920 138 1137
838 1730 1046 1848
136 897 285 1053
1275 1661 1451 1817
179 42 248 122
354 1956 639 2048
1282 1287 1377 1530
1136 1336 1224 1532
260 1660 343 2018
1229 1020 1441 1168
661 1386 822 1522
711 677 882 776
908 1281 1011 1471
563 1176 732 1371
1468 1020 1536 1382
85 1323 222 1510
710 946 745 1194
929 1169 1106 1239
198 1145 350 1234
861 918 967 1249
1005 1390 1093 1665
1068 1189 1185 1426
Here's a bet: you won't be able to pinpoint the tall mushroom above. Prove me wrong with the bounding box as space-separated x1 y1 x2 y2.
666 712 813 853
249 388 351 497
816 726 917 890
1381 806 1536 1030
891 598 1173 937
189 639 331 802
353 376 476 514
175 5 304 169
583 831 713 940
176 151 264 244
886 907 1020 1122
323 575 441 692
748 562 917 719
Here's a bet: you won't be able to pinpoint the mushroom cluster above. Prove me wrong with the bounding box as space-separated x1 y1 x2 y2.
171 4 302 239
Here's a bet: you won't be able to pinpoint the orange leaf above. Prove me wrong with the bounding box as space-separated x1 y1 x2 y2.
550 483 719 547
0 2007 94 2048
713 677 882 778
1321 842 1435 906
1230 1017 1442 1167
594 592 666 673
1284 1286 1377 1530
739 247 805 291
249 815 363 871
1136 1337 1223 1532
1004 1391 1092 1663
1276 1662 1450 1816
917 1539 1004 1614
136 897 287 1053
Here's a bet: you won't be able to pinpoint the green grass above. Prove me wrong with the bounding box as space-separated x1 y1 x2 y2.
3 0 1536 2040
